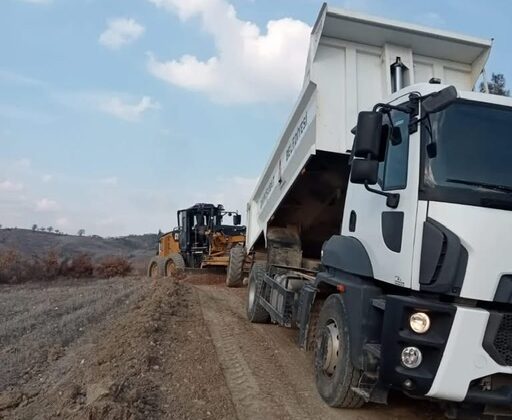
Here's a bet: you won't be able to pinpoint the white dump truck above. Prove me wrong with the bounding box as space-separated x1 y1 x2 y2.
243 3 512 417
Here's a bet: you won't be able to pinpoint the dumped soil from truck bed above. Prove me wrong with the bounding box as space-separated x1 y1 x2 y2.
0 274 444 420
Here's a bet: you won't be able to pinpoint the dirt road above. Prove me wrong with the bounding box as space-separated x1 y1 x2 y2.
196 280 443 420
0 274 443 419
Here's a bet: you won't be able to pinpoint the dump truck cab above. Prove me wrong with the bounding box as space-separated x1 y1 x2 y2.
338 83 512 406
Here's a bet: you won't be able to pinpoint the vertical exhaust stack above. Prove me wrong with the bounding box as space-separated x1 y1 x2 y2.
391 57 407 93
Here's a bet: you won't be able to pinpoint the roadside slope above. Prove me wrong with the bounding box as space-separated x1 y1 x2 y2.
0 229 157 273
0 277 235 419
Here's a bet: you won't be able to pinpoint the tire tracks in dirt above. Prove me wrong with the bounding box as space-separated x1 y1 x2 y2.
196 283 445 420
198 286 305 420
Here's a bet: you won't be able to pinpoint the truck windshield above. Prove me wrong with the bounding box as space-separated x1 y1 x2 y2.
422 100 512 208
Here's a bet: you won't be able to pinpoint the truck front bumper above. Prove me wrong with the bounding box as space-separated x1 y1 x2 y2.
379 295 512 405
427 305 512 403
379 295 456 396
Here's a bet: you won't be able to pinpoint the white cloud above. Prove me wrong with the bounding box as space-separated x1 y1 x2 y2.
0 180 24 192
42 174 53 183
99 18 145 50
147 0 310 104
98 96 159 122
35 198 59 212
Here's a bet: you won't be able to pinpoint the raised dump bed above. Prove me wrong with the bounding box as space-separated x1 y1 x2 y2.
246 4 491 259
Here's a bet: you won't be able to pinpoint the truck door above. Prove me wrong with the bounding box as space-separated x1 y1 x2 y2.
342 109 420 288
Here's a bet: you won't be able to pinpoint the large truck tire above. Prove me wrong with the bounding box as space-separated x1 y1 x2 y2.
226 245 245 287
164 253 186 277
314 294 364 408
147 256 163 279
246 262 270 323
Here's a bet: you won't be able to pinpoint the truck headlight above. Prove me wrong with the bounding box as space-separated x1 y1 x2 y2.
401 346 423 368
409 312 430 334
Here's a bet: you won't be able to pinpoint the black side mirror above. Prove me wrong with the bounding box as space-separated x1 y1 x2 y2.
233 214 241 226
350 159 379 185
353 111 383 159
422 86 457 114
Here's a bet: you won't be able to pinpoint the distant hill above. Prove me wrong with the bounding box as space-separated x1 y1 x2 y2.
0 229 158 274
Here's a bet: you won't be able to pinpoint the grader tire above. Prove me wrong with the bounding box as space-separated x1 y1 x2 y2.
147 256 163 279
164 253 186 277
226 245 245 287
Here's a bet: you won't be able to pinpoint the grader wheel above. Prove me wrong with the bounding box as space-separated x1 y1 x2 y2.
164 253 186 277
147 256 163 279
226 245 245 287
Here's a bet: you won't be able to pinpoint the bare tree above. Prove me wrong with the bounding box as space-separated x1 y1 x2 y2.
78 229 85 237
47 226 53 233
480 73 510 96
32 224 38 231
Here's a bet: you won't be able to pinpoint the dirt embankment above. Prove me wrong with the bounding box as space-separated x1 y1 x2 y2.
0 277 235 419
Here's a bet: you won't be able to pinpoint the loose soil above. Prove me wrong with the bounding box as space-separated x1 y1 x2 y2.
0 274 444 420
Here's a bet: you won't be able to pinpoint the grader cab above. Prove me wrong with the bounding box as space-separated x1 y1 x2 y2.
147 203 246 283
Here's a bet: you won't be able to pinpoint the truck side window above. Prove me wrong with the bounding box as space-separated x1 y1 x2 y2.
378 111 410 191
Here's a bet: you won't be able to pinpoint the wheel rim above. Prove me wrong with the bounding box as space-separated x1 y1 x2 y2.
150 263 158 278
248 277 256 309
319 319 340 377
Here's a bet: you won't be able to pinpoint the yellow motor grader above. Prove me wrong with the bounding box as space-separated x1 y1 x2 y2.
147 203 246 286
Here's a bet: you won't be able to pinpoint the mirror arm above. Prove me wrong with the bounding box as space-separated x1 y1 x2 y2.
373 103 411 114
364 182 400 209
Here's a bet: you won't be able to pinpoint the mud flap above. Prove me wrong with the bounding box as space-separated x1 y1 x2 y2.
297 283 317 349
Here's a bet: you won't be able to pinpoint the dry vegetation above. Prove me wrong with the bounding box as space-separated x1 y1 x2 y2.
96 256 132 278
0 249 132 284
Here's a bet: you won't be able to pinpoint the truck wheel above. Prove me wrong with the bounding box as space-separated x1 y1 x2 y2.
246 262 270 323
147 256 163 279
226 245 245 287
164 253 186 277
314 294 364 408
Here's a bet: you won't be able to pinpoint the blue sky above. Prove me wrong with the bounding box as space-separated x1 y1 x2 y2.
1 0 510 236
